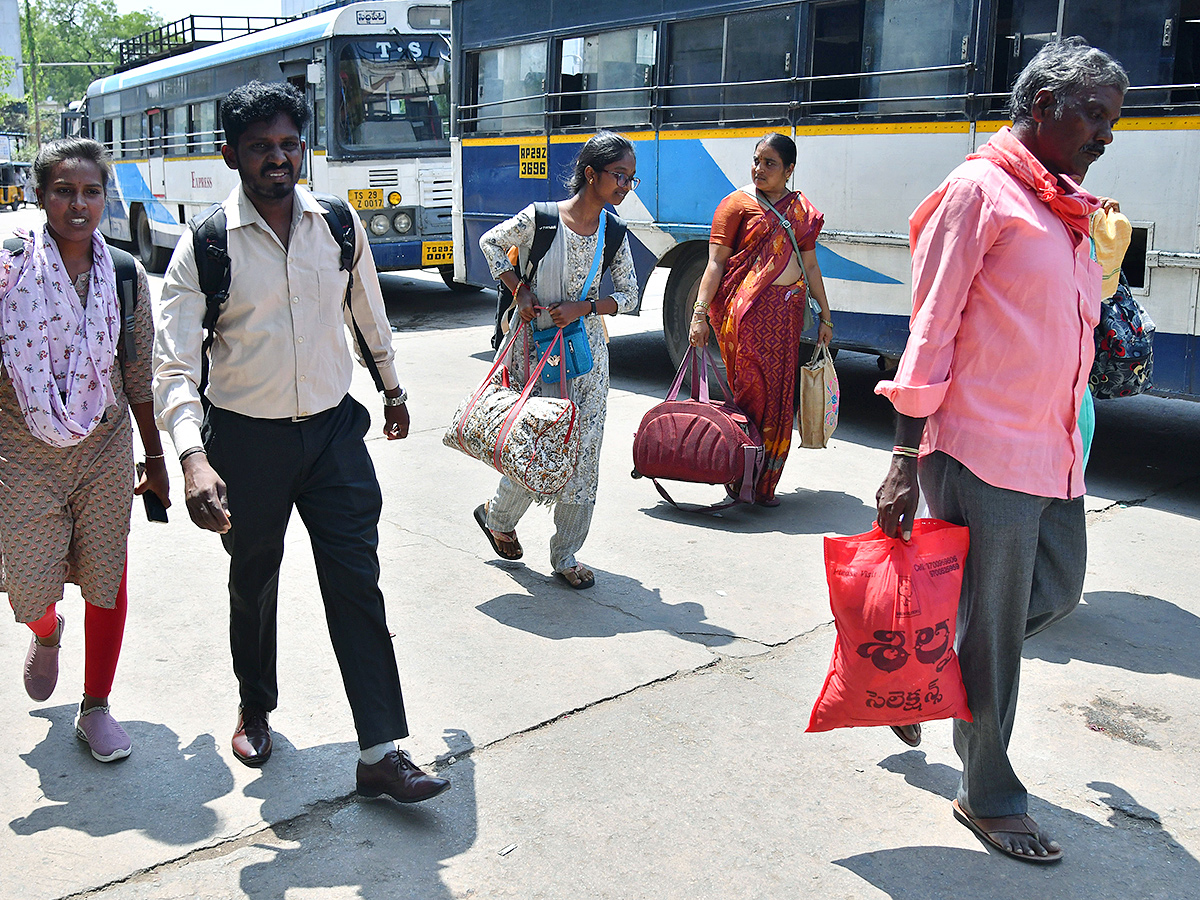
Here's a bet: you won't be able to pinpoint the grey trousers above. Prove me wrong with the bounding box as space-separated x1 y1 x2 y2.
486 476 595 573
919 452 1085 818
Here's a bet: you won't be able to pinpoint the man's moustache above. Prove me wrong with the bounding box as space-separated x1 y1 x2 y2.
1083 145 1105 157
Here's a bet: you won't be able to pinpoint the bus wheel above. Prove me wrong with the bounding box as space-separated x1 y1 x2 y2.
440 265 483 292
134 207 171 273
662 249 727 397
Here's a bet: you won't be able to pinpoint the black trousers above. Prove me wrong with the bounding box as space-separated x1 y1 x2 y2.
204 394 408 748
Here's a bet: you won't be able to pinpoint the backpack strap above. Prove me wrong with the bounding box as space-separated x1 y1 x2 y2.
601 212 627 274
107 246 139 365
189 202 231 401
312 192 385 393
526 200 560 282
3 236 140 366
491 201 561 350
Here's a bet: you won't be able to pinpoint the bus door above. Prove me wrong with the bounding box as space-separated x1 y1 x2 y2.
147 109 166 200
283 66 315 189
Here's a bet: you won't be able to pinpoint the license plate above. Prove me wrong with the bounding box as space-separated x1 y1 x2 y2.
422 241 453 265
347 188 385 210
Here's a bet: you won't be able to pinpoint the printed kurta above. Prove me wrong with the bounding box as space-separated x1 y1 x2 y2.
0 254 152 623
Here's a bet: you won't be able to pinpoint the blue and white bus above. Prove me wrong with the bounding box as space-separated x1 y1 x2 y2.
84 1 471 288
450 0 1200 399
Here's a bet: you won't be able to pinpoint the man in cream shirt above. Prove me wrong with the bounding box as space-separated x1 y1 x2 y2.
154 80 448 805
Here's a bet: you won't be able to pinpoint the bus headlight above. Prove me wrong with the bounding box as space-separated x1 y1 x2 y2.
369 214 390 236
393 212 413 234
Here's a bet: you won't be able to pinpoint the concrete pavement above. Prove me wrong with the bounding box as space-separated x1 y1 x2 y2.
1 239 1198 898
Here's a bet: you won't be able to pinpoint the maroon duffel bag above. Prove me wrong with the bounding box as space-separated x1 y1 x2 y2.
632 346 764 511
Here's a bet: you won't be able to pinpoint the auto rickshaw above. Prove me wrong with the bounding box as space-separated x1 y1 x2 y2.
0 161 31 210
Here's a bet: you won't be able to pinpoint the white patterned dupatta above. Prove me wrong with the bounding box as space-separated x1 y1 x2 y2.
0 227 121 447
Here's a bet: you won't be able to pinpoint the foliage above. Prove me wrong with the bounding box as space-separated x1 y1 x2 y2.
20 0 163 104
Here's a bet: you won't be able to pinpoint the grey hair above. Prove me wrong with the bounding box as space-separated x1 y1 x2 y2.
33 137 113 193
1009 37 1129 123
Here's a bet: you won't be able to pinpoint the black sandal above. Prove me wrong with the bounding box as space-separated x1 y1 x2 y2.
554 565 595 590
474 504 522 560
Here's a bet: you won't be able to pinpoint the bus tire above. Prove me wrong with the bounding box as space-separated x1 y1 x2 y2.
440 265 483 292
133 207 171 273
662 248 727 396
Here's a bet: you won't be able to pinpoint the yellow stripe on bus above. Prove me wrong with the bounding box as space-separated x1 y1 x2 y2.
462 115 1200 148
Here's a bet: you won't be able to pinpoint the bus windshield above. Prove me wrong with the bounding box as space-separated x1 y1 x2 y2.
335 36 451 154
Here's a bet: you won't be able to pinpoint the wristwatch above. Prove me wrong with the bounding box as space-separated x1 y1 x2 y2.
589 299 597 316
382 388 408 407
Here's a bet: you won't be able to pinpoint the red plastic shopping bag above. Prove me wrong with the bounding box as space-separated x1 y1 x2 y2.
807 519 973 732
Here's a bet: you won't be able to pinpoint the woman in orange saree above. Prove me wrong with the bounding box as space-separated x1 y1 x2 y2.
689 133 834 506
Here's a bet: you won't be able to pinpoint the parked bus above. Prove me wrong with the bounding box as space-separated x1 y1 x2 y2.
450 0 1200 400
83 0 471 288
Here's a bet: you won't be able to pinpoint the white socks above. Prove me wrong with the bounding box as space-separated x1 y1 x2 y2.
359 741 395 765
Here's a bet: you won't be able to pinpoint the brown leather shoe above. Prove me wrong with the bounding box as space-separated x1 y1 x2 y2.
356 749 450 804
232 706 272 767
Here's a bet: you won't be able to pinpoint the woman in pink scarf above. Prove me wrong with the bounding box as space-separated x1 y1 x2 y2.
0 139 169 763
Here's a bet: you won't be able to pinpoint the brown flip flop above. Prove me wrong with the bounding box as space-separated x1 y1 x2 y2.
952 799 1063 863
474 504 522 560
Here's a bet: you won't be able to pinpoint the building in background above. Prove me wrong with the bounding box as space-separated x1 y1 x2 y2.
1 0 26 98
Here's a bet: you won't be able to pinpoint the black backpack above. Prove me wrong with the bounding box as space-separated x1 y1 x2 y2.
3 236 140 365
190 192 385 397
491 202 627 350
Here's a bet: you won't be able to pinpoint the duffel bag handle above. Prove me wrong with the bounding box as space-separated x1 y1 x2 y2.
666 345 735 405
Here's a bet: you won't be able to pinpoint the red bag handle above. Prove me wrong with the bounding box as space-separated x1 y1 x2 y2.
665 345 735 404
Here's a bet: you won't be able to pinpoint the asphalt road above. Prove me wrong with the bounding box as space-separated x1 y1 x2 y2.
2 205 1199 899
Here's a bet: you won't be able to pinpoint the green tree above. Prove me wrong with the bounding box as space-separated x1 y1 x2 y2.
20 0 162 104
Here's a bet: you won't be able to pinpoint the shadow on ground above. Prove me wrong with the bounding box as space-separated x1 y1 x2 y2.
1024 590 1200 680
10 705 231 844
476 565 736 649
636 487 877 536
835 752 1197 900
236 728 477 900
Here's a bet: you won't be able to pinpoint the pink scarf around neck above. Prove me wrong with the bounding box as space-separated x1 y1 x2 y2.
0 227 120 447
968 126 1101 241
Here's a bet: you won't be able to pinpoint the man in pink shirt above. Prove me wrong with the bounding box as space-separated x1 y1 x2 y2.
875 39 1127 863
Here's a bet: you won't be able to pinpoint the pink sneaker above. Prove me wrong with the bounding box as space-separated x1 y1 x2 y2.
24 615 64 702
75 703 132 762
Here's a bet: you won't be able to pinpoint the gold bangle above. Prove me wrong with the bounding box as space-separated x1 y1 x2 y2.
820 318 834 329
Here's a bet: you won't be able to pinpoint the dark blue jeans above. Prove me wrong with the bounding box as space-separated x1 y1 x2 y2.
204 394 408 749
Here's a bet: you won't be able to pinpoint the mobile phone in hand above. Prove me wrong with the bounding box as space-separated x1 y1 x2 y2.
136 461 169 523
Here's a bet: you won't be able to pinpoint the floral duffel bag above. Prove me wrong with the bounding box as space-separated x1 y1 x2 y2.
444 323 579 495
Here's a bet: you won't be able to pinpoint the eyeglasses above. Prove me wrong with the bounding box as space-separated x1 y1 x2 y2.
602 169 640 190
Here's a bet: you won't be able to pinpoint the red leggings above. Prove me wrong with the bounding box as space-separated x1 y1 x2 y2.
25 564 128 699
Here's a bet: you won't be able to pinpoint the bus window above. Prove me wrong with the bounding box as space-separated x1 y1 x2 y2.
664 16 722 125
335 37 451 152
860 0 972 115
1172 1 1200 103
809 0 865 115
724 8 795 125
122 114 143 158
990 0 1058 109
167 107 188 155
466 41 546 134
148 111 164 158
557 26 655 129
665 9 794 126
1064 0 1177 107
